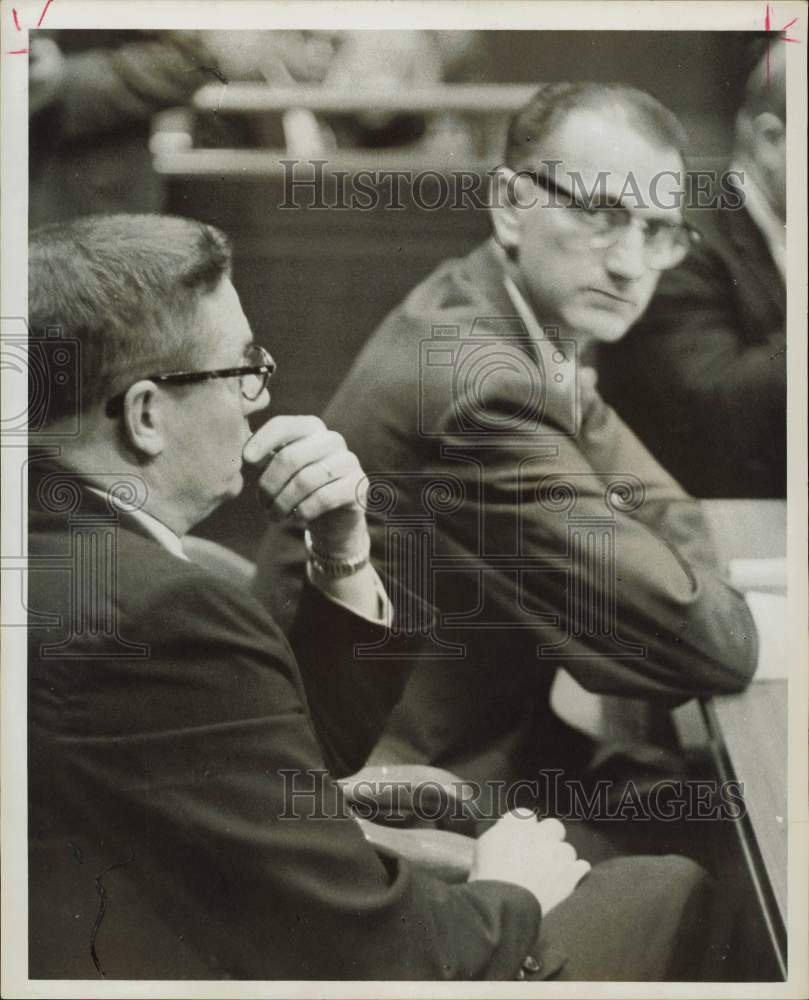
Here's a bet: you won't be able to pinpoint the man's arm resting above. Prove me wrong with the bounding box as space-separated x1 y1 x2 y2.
434 395 759 700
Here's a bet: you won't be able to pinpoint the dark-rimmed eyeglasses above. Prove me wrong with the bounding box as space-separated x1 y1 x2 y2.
510 167 701 271
105 343 275 417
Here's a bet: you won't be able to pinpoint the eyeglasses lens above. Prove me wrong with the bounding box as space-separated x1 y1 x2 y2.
240 345 271 400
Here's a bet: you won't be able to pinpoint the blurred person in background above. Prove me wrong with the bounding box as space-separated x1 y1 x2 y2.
598 41 786 498
29 30 213 226
208 29 486 152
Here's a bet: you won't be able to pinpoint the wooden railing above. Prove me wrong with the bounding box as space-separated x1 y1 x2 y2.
152 84 537 177
192 83 538 115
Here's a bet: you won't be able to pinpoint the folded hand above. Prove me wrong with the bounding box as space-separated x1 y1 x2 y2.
469 809 591 915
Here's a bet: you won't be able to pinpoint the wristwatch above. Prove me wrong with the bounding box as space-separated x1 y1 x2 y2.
304 529 371 578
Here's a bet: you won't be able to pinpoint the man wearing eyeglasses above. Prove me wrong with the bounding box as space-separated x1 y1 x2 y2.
32 213 700 982
258 83 771 825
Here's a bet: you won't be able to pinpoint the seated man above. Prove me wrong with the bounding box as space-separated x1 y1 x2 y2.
598 44 786 498
257 83 771 801
26 214 710 982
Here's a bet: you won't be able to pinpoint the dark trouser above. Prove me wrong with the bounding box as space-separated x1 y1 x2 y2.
531 854 715 981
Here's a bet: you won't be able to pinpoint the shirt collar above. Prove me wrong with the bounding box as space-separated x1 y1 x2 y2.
500 259 576 362
488 241 544 344
497 251 583 436
503 273 544 342
86 486 188 561
731 161 786 282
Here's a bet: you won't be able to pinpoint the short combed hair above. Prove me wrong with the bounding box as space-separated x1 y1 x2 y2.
505 82 688 170
28 214 232 426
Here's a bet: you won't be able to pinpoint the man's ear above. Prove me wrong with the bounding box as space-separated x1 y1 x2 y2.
754 111 785 150
488 166 529 257
752 111 786 174
121 380 166 457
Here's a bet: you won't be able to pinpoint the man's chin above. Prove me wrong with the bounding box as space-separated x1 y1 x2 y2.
217 471 245 507
228 470 245 498
574 312 633 344
195 473 245 526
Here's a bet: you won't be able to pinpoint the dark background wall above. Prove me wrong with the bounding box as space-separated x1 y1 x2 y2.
482 32 761 154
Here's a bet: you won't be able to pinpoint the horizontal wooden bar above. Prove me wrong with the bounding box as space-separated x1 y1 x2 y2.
154 149 494 177
193 83 538 115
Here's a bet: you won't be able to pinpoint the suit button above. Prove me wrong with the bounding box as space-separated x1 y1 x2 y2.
515 968 526 980
523 955 541 973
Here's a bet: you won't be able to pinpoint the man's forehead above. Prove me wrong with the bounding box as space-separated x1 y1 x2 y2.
199 278 255 358
538 107 685 209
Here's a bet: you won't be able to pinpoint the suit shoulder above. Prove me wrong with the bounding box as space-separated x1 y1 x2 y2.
133 548 289 654
30 518 291 663
398 250 509 332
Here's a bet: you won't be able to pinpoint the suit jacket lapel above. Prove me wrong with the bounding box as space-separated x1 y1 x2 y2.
467 244 581 435
722 199 785 329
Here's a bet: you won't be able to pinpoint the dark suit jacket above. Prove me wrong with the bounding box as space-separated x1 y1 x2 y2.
27 457 540 980
598 192 786 499
256 242 758 786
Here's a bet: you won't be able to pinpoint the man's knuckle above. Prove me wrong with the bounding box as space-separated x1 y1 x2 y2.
274 446 297 473
300 465 321 493
304 495 325 520
557 843 576 863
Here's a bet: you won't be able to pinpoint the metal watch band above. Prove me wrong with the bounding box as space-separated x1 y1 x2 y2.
304 529 371 578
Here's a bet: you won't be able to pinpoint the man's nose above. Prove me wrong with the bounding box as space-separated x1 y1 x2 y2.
604 224 647 282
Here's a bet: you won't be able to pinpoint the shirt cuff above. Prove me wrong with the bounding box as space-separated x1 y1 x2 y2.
305 561 394 628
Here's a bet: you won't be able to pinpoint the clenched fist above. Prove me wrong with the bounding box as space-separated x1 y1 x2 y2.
243 414 369 559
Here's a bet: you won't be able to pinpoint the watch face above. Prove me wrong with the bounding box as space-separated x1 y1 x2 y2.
304 529 371 577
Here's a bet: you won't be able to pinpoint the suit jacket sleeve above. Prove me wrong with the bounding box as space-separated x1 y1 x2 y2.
599 232 786 497
32 564 539 980
627 243 785 413
429 365 758 700
287 576 421 777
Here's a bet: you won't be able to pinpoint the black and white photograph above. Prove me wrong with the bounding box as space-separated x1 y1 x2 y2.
1 1 807 996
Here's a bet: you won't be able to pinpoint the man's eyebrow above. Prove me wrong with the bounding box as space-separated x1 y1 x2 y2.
590 188 682 223
559 174 624 209
579 183 629 210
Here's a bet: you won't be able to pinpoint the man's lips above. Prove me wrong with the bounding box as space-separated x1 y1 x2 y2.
587 288 635 306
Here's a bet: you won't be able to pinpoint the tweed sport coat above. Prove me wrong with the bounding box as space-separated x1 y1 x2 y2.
256 242 758 787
